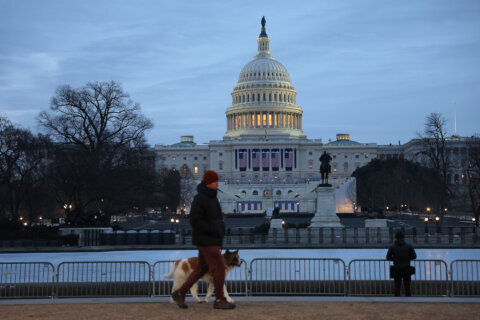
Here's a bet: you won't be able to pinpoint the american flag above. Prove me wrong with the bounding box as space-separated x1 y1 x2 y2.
252 150 260 169
262 150 270 169
271 150 280 169
285 149 293 169
239 150 247 169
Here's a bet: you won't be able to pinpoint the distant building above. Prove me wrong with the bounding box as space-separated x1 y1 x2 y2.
155 20 477 214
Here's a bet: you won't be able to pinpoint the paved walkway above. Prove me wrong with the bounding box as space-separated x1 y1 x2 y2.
1 296 479 320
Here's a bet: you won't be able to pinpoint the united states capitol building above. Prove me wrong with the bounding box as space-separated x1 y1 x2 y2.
155 19 473 215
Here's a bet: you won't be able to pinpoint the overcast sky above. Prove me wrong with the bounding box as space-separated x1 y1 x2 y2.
1 0 479 146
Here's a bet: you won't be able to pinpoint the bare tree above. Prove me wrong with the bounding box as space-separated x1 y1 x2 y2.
0 117 50 221
38 81 153 224
418 112 451 217
466 135 480 225
179 165 198 214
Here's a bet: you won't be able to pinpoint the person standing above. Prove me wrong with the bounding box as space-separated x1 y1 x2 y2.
172 170 235 309
387 231 417 296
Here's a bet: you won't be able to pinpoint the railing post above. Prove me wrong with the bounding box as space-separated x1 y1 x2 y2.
307 228 312 244
354 227 358 244
412 228 417 244
365 228 370 244
449 227 453 244
342 227 347 244
319 227 323 244
330 228 335 244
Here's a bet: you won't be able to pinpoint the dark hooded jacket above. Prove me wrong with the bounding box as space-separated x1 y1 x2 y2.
386 239 417 268
189 182 225 246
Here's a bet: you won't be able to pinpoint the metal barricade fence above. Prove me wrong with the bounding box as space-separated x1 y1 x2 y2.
249 258 346 295
152 259 249 298
0 262 55 298
2 258 479 298
450 260 480 297
348 259 448 296
56 261 151 297
411 260 449 296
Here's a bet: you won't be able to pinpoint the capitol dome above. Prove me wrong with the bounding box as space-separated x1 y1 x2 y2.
224 17 305 140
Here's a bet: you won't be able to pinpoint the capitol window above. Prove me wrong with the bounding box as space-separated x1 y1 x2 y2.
263 114 267 126
194 166 199 174
172 156 176 161
269 93 272 101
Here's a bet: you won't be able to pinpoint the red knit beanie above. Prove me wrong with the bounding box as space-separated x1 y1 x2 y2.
203 170 219 185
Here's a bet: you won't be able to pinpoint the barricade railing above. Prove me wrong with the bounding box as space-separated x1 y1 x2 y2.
249 258 346 296
152 259 249 298
1 258 479 298
450 260 480 297
56 261 151 297
0 262 55 298
347 259 449 296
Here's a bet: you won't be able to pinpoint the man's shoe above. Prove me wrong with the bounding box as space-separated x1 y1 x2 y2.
213 299 236 309
172 290 188 309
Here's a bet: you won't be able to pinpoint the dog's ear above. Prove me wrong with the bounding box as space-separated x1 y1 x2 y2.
225 249 230 253
234 249 239 254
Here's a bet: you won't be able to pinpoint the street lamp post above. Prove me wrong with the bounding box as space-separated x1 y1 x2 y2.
424 217 429 234
170 218 174 231
435 216 440 234
175 219 180 234
473 218 477 233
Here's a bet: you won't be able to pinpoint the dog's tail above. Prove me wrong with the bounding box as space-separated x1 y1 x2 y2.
163 260 179 279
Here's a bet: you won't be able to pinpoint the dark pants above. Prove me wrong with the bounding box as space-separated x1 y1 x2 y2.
177 245 225 301
394 267 412 296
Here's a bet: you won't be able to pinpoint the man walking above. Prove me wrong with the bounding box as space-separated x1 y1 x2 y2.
172 170 235 309
387 231 417 296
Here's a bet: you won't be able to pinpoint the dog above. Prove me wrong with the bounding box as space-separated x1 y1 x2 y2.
164 249 241 303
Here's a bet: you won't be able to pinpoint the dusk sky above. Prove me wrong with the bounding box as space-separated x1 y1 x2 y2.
1 0 479 146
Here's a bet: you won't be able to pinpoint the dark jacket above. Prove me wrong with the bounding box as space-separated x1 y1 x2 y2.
189 182 225 246
386 239 417 268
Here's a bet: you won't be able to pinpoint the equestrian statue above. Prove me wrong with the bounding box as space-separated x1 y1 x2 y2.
319 151 332 186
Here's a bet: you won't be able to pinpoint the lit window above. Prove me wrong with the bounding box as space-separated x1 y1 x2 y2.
257 114 261 127
309 165 313 169
365 154 369 158
194 166 199 174
333 166 337 172
275 114 278 127
263 114 267 126
268 114 272 126
172 156 176 161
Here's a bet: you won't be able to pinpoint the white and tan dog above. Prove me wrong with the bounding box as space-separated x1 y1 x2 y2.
164 249 241 303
